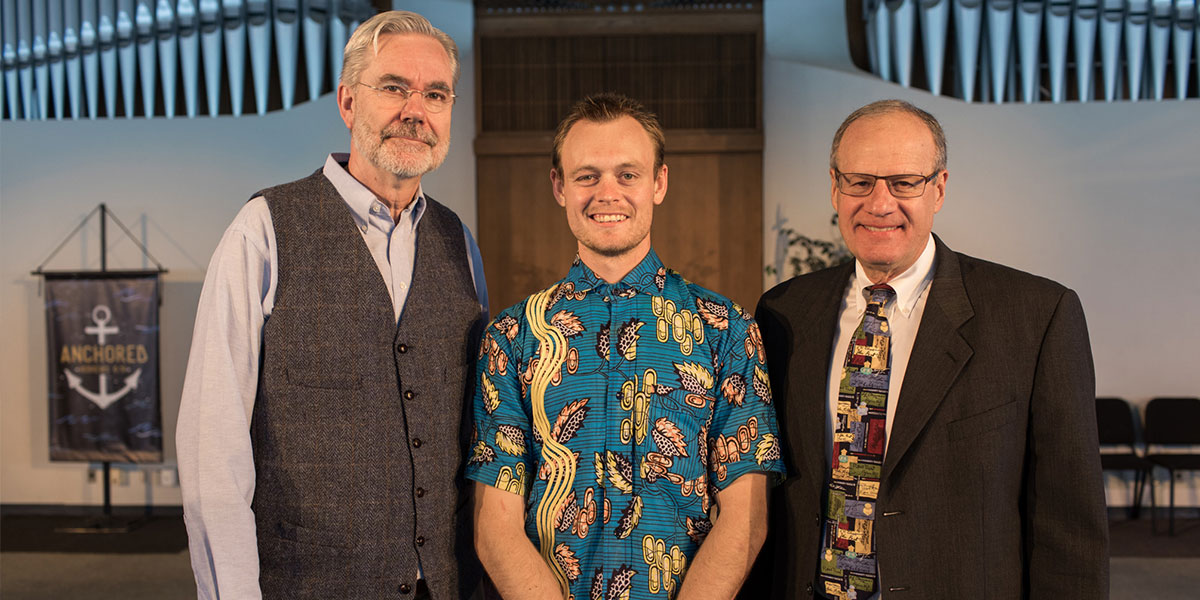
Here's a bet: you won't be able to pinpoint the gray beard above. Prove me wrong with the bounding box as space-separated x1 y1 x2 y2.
355 122 449 179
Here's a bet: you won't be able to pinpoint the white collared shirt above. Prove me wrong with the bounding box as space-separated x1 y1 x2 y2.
824 236 937 463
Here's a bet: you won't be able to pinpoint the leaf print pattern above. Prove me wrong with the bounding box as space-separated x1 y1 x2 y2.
651 418 689 458
596 323 610 361
614 496 643 539
495 425 526 456
606 450 635 494
551 398 590 443
616 319 643 361
493 314 520 340
551 310 587 338
752 365 772 404
695 297 730 330
720 373 747 406
590 569 604 600
481 372 500 413
684 516 713 544
607 565 636 600
555 543 582 582
673 362 714 396
468 440 496 465
755 433 782 465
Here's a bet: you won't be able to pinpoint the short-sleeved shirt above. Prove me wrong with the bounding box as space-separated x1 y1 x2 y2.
466 250 784 600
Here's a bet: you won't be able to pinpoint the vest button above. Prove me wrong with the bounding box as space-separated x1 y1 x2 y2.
404 390 415 400
805 582 814 595
412 438 423 448
397 343 408 354
416 535 426 546
415 487 425 498
399 583 412 594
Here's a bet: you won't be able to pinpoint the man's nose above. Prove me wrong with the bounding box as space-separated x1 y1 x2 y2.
399 91 427 123
864 179 898 214
595 176 623 201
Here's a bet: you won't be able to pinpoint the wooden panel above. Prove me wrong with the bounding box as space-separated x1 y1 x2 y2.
477 146 762 315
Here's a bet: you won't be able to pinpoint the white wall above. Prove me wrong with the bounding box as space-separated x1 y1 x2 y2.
763 3 1200 508
0 0 475 507
1 0 1194 510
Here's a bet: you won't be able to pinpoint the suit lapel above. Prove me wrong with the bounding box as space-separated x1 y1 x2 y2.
882 236 975 482
791 262 853 485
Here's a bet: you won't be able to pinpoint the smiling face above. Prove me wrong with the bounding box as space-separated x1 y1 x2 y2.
551 116 668 278
338 33 453 183
832 112 947 283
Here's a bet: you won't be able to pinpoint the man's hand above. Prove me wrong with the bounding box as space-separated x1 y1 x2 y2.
474 481 565 600
676 473 769 600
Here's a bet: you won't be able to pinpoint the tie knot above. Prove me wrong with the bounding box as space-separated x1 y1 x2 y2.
867 284 895 305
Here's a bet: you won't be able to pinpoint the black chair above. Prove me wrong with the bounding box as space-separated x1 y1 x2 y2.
1144 396 1200 535
1095 397 1155 519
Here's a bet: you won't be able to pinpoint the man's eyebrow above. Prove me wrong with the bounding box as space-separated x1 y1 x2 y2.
376 74 452 92
376 74 412 87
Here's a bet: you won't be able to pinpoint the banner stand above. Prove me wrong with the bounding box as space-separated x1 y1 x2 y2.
33 203 167 534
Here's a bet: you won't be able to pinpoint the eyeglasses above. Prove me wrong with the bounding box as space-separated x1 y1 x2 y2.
357 82 456 113
834 169 940 199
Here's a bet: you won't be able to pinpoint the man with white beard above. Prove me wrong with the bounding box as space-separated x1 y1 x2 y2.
177 11 487 600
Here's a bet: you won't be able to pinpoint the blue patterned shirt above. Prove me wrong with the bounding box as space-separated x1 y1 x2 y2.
466 250 784 600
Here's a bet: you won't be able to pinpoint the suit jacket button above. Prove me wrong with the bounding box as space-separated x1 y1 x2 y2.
412 438 422 448
399 583 412 594
404 390 415 400
805 582 814 596
416 535 426 546
415 487 425 498
397 343 408 354
814 513 821 524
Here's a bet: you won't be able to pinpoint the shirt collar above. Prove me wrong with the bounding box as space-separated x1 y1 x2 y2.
323 153 426 228
852 235 936 317
564 248 667 296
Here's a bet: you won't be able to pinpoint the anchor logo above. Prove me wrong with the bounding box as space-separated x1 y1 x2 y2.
65 305 142 410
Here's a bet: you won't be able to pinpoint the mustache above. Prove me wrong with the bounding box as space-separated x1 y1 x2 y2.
381 123 438 146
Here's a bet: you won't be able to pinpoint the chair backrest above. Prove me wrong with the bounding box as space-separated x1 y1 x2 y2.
1144 397 1200 445
1095 397 1137 445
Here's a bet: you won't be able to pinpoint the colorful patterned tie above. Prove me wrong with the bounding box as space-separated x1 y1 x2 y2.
818 284 895 600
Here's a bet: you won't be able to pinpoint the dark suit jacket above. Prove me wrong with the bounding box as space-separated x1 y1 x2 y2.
749 236 1108 599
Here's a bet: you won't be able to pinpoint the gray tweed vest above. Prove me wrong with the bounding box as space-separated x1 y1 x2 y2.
252 170 482 599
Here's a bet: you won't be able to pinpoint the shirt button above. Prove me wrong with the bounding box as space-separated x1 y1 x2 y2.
404 390 415 400
398 583 412 594
397 343 408 354
412 438 422 448
415 487 425 498
603 296 610 302
359 224 368 233
415 535 425 546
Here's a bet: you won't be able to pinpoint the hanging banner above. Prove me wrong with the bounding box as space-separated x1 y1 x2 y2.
45 272 162 462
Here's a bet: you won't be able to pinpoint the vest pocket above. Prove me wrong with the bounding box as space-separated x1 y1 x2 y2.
274 519 357 550
286 368 362 390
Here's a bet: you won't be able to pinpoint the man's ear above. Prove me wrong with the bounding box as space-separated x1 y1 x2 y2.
652 164 668 206
551 168 566 207
337 83 355 130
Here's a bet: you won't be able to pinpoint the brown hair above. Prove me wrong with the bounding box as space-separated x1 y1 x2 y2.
830 99 947 172
552 93 666 175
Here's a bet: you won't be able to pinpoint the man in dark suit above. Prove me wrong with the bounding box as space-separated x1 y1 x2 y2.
753 100 1108 599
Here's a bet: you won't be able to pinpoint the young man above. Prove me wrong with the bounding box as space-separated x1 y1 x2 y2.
469 93 784 600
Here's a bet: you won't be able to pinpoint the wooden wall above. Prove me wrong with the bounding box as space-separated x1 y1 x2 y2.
474 7 764 314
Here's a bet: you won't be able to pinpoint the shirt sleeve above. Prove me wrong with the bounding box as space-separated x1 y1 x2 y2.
462 222 489 323
706 309 786 492
464 307 535 498
176 198 274 600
